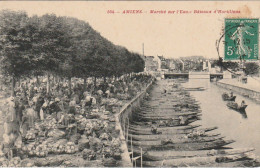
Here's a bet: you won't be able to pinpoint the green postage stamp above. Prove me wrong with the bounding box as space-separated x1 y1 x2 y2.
224 18 259 61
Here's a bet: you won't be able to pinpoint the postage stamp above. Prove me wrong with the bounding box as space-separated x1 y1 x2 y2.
224 18 259 61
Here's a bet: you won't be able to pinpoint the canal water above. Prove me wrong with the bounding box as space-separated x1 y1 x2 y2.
181 79 260 156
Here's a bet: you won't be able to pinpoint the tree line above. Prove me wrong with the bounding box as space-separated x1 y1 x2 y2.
0 10 145 96
211 58 259 76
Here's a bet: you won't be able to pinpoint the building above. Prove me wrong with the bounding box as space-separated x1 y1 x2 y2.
144 56 160 72
157 56 182 71
203 60 212 71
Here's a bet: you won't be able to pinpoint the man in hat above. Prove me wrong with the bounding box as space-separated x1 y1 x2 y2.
49 98 61 115
230 92 234 98
35 94 45 119
240 100 246 108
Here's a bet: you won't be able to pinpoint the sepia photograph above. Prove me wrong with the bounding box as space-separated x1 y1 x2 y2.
0 1 259 167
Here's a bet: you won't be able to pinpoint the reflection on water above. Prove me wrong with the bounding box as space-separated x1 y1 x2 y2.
181 79 260 156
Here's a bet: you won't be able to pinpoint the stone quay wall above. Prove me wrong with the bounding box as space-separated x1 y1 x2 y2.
216 81 260 103
115 80 154 166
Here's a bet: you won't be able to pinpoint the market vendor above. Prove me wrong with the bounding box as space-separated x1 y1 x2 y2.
91 96 97 106
105 89 111 98
49 98 62 115
124 86 128 93
2 131 19 159
35 94 45 119
6 97 16 122
85 93 92 102
97 89 103 96
26 103 37 128
20 107 29 135
72 91 80 104
41 97 49 113
68 98 77 114
151 124 158 134
108 84 115 94
57 111 66 125
86 95 97 107
15 99 25 126
230 92 234 98
28 84 35 99
83 90 90 98
240 100 246 108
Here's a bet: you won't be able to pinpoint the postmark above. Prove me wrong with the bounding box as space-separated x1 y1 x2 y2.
224 18 259 61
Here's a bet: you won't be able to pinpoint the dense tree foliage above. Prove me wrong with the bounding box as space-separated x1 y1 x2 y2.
244 62 259 75
211 58 239 71
0 10 145 95
0 10 33 95
211 58 260 76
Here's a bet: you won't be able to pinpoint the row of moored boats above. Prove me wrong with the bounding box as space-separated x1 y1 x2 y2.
125 80 257 167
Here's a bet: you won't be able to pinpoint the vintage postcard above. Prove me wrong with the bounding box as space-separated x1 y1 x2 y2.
0 1 260 167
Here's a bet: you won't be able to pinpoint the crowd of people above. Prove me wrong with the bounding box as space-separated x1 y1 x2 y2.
0 73 154 166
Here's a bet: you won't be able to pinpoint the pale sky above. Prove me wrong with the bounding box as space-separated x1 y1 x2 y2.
0 1 259 59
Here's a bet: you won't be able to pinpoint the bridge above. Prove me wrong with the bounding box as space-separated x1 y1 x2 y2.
164 72 226 80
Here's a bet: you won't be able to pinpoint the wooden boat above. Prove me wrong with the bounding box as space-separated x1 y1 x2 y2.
128 136 225 146
140 104 197 108
127 127 219 140
135 115 201 122
136 108 202 114
128 133 221 142
227 102 247 112
130 117 200 127
141 107 201 111
142 99 198 104
129 124 201 131
133 112 202 119
201 160 256 167
142 99 200 103
184 87 206 91
143 148 255 161
172 103 200 107
133 111 200 116
139 105 200 110
131 139 235 151
128 126 208 135
143 96 197 100
222 93 236 101
140 152 249 167
128 125 212 135
135 115 201 123
132 114 202 120
133 113 201 121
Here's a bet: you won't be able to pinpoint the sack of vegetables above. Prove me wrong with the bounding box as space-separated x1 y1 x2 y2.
65 142 78 154
82 149 96 161
78 138 90 151
102 158 117 167
35 144 48 157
